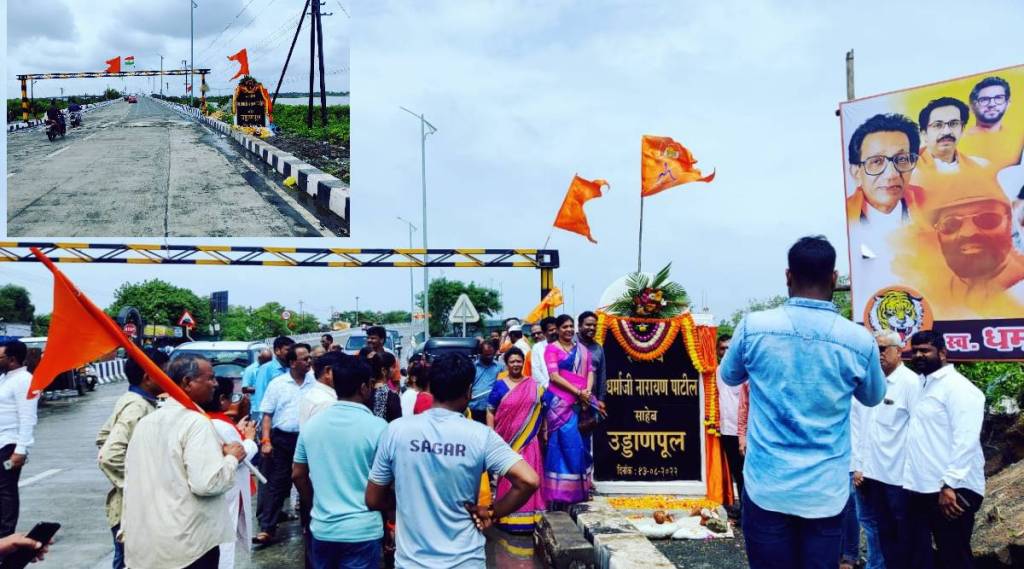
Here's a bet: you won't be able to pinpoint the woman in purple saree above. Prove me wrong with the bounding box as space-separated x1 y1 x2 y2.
487 347 551 533
543 314 599 507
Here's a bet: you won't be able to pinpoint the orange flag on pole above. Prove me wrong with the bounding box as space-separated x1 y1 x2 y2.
523 288 564 324
640 135 715 197
228 48 250 81
553 175 609 243
104 56 121 74
26 248 201 413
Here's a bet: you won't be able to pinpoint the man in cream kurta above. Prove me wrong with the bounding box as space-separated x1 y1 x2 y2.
122 356 245 569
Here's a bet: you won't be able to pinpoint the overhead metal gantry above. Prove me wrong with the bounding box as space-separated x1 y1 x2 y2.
15 68 212 120
0 242 560 304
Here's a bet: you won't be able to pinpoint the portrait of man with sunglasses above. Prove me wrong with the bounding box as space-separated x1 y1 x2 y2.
924 170 1024 308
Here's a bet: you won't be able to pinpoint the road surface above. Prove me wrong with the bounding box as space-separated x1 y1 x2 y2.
6 98 329 237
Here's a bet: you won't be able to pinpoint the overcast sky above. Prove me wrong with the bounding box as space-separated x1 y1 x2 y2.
3 0 1024 327
5 0 349 99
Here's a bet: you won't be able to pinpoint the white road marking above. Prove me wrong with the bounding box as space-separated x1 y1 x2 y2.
82 133 99 142
45 146 70 159
18 468 62 488
6 173 14 178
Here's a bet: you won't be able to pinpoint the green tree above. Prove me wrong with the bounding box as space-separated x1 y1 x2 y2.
958 362 1024 408
107 279 211 331
416 278 502 337
333 310 411 326
31 314 51 336
219 306 258 341
717 295 787 337
0 285 35 323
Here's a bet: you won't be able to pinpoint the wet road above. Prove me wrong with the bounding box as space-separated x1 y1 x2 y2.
16 380 543 568
6 97 328 237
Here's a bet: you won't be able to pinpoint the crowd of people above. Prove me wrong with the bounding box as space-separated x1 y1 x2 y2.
0 236 995 569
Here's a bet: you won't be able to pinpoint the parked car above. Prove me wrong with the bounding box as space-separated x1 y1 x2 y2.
169 341 265 389
20 336 96 396
414 337 480 362
343 331 396 356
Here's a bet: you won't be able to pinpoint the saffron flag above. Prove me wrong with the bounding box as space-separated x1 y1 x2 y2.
26 248 202 413
640 135 715 197
553 175 608 243
524 288 564 324
104 56 121 74
124 56 135 67
228 48 250 81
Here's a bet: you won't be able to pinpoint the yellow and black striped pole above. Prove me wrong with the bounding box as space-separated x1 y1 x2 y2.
20 78 29 122
200 72 208 115
540 267 555 317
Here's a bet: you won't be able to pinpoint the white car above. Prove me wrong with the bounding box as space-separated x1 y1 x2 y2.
169 341 266 385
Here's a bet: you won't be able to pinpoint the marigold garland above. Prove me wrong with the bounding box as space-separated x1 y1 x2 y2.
598 310 721 435
608 495 720 511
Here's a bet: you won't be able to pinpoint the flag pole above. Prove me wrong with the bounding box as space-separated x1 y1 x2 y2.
637 195 645 274
28 248 266 483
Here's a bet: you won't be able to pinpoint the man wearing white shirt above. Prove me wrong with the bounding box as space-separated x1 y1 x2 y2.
714 335 744 517
903 330 985 569
0 341 37 538
257 342 316 543
529 317 558 389
852 330 920 569
299 351 342 427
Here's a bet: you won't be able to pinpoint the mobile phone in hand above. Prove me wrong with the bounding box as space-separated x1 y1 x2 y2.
955 492 972 511
0 522 60 569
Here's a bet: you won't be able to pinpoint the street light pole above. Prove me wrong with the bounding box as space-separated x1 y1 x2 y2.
190 0 197 106
182 60 188 97
355 296 360 327
156 53 164 96
399 106 437 340
397 216 418 327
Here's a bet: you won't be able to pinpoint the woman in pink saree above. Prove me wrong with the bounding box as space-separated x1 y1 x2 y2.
487 347 552 533
544 314 600 507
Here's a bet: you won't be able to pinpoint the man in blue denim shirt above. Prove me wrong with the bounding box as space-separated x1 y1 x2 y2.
720 236 886 569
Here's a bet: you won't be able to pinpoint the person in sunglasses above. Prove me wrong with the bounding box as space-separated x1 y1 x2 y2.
918 170 1024 315
961 76 1023 170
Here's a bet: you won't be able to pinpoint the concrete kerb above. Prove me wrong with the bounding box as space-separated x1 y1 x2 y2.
6 99 117 132
149 95 349 225
571 497 678 569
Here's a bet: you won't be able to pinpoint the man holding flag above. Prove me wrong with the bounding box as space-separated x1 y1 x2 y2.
0 340 38 538
122 355 246 569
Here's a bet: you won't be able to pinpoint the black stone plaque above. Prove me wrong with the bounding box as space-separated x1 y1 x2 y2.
593 331 703 482
234 86 267 128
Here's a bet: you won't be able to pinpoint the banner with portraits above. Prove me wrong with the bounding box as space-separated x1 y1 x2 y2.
840 65 1024 359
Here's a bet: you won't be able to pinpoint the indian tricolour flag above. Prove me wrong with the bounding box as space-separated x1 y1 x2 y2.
124 56 135 67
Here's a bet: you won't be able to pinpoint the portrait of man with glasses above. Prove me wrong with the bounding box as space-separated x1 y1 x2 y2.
912 97 990 186
961 75 1024 170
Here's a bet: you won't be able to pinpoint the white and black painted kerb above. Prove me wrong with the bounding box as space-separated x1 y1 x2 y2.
151 96 350 225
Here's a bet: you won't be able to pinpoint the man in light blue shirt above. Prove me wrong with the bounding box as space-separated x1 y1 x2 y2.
293 355 386 569
241 348 271 414
366 353 539 569
255 342 313 542
720 236 885 569
469 339 502 423
248 337 295 427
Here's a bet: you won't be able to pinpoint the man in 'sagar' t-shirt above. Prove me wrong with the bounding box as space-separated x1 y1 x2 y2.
366 354 540 569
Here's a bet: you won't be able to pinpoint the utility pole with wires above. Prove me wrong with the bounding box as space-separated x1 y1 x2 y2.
269 0 332 129
190 0 198 106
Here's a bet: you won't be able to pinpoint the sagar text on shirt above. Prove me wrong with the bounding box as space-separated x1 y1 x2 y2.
409 439 467 457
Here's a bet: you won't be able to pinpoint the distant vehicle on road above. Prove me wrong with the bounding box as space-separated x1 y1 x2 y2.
21 336 96 395
169 341 265 388
343 331 396 356
127 96 138 103
414 337 480 362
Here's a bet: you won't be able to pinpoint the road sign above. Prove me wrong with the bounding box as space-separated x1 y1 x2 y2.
449 294 480 324
281 310 292 320
123 322 137 337
178 309 195 329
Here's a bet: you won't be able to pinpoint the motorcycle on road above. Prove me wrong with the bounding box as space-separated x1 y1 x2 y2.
70 110 82 128
45 112 66 142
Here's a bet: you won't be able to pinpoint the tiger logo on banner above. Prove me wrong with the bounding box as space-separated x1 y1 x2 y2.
864 286 934 345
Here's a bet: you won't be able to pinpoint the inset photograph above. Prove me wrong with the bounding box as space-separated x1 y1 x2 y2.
6 0 350 237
